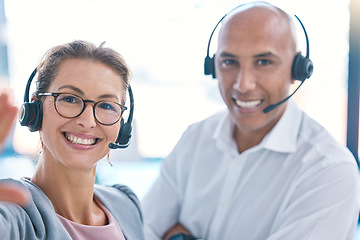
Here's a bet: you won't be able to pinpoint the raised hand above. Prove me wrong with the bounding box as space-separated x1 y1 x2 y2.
0 90 18 150
0 183 30 206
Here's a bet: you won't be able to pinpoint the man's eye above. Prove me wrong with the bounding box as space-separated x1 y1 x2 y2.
222 59 235 66
257 59 271 66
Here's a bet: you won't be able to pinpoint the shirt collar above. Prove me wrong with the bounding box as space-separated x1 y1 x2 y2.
213 99 302 154
213 110 238 156
261 99 302 153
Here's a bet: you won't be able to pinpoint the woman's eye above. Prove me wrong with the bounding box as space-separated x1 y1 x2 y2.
61 95 78 103
98 102 116 111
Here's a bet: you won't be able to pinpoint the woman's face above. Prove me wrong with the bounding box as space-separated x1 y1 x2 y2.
40 58 125 170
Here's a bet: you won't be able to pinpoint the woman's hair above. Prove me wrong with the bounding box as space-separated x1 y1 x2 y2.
35 40 131 103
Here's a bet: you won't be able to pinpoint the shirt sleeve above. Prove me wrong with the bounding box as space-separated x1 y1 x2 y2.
0 179 31 239
267 161 359 240
0 203 23 239
141 145 184 240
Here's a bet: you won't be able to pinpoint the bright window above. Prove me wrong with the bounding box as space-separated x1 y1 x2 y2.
3 0 351 159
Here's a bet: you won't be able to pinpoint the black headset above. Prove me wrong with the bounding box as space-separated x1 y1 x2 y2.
204 3 313 82
18 68 134 149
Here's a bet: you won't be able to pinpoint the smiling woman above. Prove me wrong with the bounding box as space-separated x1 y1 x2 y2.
0 40 144 240
36 58 124 167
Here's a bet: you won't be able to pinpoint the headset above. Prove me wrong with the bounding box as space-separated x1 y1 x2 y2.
18 68 134 149
203 2 314 113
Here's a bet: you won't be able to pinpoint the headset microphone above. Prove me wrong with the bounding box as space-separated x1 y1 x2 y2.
108 141 129 149
108 85 134 149
263 81 304 113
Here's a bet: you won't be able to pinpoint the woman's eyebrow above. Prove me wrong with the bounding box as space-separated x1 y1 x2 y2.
58 85 120 101
98 94 120 101
58 85 84 95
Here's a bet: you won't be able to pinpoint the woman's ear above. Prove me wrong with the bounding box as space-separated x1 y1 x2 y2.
31 94 38 102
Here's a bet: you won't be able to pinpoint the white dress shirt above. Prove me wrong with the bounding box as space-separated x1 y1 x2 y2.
141 100 359 240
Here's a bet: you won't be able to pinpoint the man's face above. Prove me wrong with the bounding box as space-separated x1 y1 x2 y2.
216 6 297 138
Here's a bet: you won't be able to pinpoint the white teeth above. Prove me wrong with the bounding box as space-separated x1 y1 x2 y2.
235 99 261 108
65 134 96 145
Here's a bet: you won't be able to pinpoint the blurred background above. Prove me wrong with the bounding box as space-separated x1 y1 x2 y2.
0 0 360 237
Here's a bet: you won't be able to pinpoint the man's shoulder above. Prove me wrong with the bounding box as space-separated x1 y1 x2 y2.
298 112 356 165
187 110 227 132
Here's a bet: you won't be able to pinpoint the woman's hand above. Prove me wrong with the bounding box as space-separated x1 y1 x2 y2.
0 90 29 206
0 183 30 206
0 90 18 150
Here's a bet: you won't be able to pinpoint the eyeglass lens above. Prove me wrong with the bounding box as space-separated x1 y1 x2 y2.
55 93 122 125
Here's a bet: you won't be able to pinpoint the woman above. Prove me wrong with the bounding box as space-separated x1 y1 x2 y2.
0 40 144 239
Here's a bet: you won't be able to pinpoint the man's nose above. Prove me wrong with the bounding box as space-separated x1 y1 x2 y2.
233 67 256 93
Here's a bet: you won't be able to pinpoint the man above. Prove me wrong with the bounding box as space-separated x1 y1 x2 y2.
142 2 359 240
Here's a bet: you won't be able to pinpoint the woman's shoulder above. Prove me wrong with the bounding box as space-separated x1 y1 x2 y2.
94 184 142 220
94 184 145 240
0 178 24 185
0 178 71 239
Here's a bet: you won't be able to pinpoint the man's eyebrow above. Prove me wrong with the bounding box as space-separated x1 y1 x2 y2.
219 51 280 60
58 85 84 95
253 52 279 59
218 52 237 58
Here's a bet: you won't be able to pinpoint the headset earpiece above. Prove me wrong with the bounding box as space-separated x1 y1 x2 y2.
108 86 134 149
204 55 216 79
19 99 43 132
291 53 313 82
118 118 132 146
19 68 43 132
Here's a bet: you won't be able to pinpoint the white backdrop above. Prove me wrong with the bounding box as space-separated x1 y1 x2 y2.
3 0 351 158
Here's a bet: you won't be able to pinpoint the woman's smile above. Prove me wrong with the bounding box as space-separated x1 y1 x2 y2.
63 132 99 146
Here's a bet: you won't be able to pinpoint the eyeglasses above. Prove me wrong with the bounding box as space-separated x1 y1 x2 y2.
38 92 127 126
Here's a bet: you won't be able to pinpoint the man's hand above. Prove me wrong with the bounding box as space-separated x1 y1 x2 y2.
163 223 193 240
0 90 18 150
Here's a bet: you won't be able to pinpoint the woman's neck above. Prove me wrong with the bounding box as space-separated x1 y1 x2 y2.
31 154 106 226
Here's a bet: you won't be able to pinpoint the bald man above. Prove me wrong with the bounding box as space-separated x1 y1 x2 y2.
142 2 359 240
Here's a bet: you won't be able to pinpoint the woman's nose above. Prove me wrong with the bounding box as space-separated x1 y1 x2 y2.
75 104 97 128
